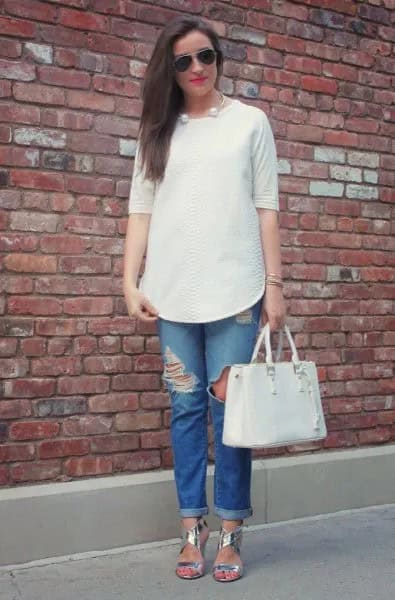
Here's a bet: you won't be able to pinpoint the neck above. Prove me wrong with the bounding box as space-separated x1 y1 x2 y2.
183 89 220 116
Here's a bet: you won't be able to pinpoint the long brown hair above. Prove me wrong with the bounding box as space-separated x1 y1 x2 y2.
138 16 223 182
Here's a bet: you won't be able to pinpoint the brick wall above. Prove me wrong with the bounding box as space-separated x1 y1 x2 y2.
0 0 394 488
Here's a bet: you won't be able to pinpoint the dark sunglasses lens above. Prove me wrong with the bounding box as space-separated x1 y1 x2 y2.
174 55 192 72
198 49 216 65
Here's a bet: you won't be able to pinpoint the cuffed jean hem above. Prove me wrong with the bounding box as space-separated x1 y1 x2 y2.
179 507 209 518
214 506 253 520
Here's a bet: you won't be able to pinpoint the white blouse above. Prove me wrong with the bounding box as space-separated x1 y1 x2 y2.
128 99 279 323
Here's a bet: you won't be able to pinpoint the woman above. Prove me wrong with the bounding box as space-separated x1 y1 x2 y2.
123 15 286 582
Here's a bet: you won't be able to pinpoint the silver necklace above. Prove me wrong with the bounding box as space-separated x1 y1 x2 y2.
180 92 225 124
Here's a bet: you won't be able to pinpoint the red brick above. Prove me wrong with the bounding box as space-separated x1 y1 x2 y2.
140 393 170 410
113 373 160 391
38 66 91 89
0 80 12 97
84 354 131 374
10 169 64 191
93 74 140 97
112 450 161 472
59 8 109 32
89 392 138 413
284 56 322 74
67 90 115 112
31 356 81 377
0 38 22 58
10 420 59 440
301 75 337 95
87 33 133 57
0 337 18 356
141 430 170 449
10 460 61 483
14 82 65 105
0 443 35 462
4 378 55 398
263 68 300 88
62 415 111 436
8 296 62 315
134 354 163 372
38 438 90 459
358 427 391 445
115 411 161 431
59 256 111 274
0 16 36 38
4 0 58 23
88 317 135 335
42 109 93 130
65 174 114 196
0 399 32 419
91 433 139 453
58 375 109 395
4 254 56 273
63 296 112 315
65 456 112 476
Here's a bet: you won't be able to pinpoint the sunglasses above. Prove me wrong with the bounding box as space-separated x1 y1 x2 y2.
173 47 217 73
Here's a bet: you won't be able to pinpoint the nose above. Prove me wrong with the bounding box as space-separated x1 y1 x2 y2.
190 55 203 73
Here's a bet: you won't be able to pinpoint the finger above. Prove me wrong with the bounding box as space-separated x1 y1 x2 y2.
141 298 159 317
136 309 158 322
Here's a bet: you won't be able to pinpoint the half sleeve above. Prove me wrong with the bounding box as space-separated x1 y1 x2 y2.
128 141 156 214
251 112 279 211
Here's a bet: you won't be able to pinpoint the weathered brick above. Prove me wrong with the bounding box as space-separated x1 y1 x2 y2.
310 181 344 197
24 43 53 64
346 185 378 200
348 151 379 168
36 397 86 417
229 25 266 46
330 165 362 182
14 127 66 148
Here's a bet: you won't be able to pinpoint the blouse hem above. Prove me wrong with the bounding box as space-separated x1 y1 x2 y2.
156 285 266 324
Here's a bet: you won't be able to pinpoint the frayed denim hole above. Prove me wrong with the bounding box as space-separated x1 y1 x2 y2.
163 346 199 394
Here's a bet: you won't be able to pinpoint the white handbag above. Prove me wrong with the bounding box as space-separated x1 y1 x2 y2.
223 324 327 448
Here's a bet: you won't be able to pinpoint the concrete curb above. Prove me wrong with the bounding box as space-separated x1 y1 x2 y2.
1 444 394 566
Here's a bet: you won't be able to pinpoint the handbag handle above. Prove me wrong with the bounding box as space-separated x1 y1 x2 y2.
251 323 300 365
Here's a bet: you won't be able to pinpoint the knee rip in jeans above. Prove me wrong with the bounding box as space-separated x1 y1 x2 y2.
235 308 253 324
163 346 198 393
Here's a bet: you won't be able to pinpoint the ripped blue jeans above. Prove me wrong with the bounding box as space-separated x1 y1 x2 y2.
157 298 262 520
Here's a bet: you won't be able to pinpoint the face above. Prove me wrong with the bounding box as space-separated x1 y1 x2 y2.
172 30 218 99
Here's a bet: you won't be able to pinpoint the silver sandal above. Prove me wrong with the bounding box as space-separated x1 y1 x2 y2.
175 517 209 580
212 525 243 582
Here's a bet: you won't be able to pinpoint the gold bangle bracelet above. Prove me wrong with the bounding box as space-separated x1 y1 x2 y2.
266 280 284 288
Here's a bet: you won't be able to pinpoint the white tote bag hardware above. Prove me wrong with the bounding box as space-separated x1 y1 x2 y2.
222 324 327 448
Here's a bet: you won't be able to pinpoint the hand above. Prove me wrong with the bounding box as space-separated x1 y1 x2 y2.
123 282 159 322
262 285 286 331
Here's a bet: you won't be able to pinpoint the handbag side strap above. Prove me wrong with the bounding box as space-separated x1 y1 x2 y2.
283 324 300 364
251 323 271 363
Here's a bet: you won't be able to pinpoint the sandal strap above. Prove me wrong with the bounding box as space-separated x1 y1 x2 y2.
217 525 243 554
180 518 207 552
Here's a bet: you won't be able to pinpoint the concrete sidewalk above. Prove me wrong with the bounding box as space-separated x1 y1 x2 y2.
1 504 394 600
